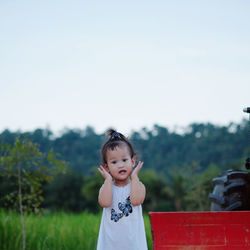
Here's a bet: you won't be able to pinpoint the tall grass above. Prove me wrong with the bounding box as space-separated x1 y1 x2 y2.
0 210 152 250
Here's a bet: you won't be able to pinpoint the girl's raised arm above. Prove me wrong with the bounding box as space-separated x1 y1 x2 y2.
98 166 113 208
130 161 146 206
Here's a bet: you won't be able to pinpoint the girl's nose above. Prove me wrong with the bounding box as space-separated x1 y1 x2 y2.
118 161 124 168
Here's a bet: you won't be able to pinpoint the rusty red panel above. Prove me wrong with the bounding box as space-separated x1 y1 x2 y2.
149 211 250 250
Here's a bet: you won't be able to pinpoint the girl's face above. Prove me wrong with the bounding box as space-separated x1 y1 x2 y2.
105 145 136 186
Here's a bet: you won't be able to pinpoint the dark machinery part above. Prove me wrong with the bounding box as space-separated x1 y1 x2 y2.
209 170 250 211
243 107 250 113
209 107 250 211
244 107 250 169
246 157 250 170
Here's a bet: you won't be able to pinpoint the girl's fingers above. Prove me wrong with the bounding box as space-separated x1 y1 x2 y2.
137 161 143 170
139 161 144 168
99 165 106 172
98 166 106 177
97 168 104 176
98 165 112 180
133 161 144 175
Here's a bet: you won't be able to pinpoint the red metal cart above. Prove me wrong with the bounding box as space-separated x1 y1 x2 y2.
149 211 250 249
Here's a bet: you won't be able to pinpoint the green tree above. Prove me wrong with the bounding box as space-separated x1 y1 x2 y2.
43 171 86 212
0 138 67 250
140 169 174 212
81 168 104 213
185 164 221 211
166 173 188 211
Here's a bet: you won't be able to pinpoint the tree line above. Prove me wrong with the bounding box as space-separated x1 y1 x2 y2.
0 120 249 213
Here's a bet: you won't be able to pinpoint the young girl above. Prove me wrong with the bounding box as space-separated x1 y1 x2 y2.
97 129 148 250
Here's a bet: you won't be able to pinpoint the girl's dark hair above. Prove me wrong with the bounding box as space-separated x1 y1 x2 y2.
101 129 136 164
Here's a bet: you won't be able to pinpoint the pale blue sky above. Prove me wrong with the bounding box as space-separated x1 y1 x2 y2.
0 0 249 135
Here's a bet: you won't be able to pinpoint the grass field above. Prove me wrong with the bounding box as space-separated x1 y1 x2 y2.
0 210 152 250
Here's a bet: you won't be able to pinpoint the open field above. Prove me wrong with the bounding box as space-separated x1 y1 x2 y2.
0 210 152 250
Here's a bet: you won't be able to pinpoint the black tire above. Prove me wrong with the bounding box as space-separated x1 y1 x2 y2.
209 170 250 211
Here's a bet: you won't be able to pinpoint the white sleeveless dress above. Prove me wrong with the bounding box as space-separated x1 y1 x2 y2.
97 182 148 250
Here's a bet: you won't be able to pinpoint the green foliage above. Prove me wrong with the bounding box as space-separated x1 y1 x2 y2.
0 138 68 250
185 164 221 211
0 210 152 250
81 168 104 213
1 120 249 176
0 120 249 213
43 171 86 213
0 138 67 213
140 169 174 211
165 171 189 211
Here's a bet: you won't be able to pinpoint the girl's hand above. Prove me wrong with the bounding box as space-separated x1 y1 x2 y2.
98 165 112 181
131 161 143 180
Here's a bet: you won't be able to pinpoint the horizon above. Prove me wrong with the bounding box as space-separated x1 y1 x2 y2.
1 117 248 138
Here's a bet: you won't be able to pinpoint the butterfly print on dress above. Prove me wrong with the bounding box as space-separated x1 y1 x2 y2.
110 196 133 222
111 209 123 222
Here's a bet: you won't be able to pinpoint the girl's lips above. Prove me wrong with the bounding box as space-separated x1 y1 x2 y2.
119 170 127 174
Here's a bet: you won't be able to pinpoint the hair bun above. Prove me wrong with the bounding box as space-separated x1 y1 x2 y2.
106 129 117 137
106 129 122 140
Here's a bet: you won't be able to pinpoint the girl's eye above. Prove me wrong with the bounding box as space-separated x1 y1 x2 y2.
123 159 127 162
112 161 116 164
